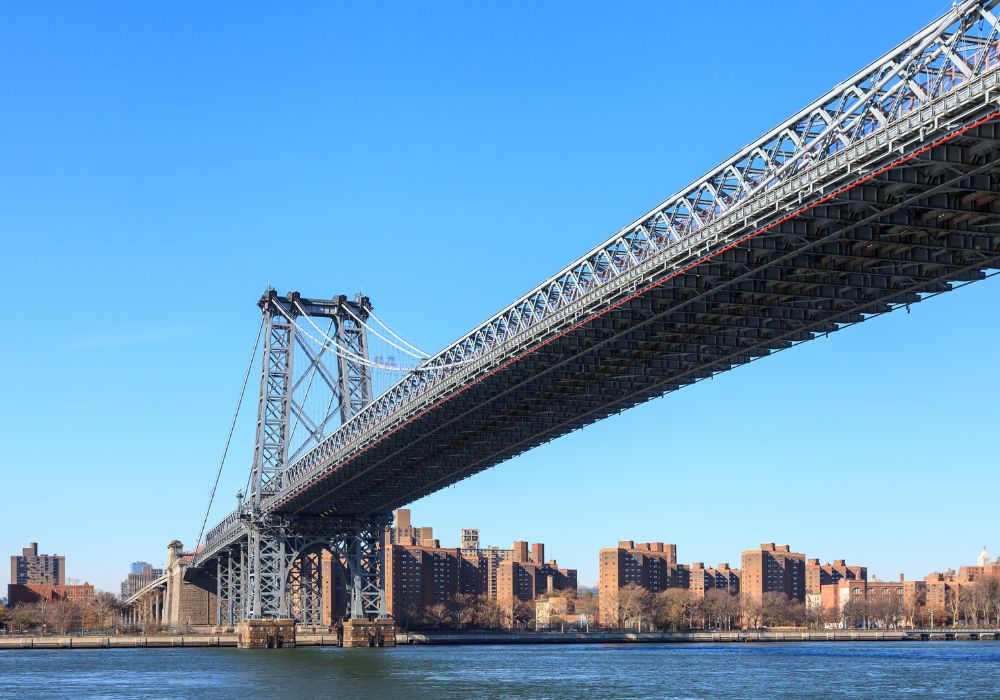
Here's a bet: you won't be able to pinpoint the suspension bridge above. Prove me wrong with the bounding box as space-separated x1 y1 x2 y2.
124 0 1000 644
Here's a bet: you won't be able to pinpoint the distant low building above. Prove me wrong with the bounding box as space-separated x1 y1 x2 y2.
8 583 94 606
535 595 580 629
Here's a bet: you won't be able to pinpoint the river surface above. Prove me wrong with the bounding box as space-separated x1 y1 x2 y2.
1 642 999 699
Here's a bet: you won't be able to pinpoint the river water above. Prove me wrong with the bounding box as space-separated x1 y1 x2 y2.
1 642 998 699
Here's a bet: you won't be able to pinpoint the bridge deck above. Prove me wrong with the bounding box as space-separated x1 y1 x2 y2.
271 115 1000 518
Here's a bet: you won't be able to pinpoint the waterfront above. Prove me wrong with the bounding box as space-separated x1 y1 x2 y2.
2 642 999 699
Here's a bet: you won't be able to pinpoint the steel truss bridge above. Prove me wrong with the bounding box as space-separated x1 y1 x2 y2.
172 0 1000 627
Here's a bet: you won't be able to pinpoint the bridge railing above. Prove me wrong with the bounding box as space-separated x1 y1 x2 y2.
269 1 1000 511
199 508 248 562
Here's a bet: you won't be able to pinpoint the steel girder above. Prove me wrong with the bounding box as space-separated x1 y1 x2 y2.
287 548 323 625
216 546 246 626
332 514 391 619
249 294 294 505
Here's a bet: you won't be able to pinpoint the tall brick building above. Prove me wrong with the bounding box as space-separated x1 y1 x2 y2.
598 541 687 626
384 535 469 621
741 543 806 604
10 542 65 586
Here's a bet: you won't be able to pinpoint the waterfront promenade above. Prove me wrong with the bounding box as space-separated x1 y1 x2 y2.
3 629 999 649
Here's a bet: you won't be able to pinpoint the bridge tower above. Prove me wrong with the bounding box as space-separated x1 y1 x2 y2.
213 289 394 642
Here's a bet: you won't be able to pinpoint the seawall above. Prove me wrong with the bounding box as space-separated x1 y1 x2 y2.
2 629 998 649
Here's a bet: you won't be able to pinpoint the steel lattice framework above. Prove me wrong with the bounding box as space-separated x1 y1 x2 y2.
191 0 1000 626
193 291 391 624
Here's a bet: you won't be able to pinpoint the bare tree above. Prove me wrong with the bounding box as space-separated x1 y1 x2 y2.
948 587 964 627
616 584 652 630
424 602 454 630
510 599 534 630
84 592 121 631
10 604 40 633
573 590 599 628
985 576 1000 626
760 592 795 627
45 600 82 634
476 598 505 630
451 594 478 630
742 597 764 630
903 590 924 629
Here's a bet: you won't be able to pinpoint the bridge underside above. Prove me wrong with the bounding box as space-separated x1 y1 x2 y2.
272 119 1000 518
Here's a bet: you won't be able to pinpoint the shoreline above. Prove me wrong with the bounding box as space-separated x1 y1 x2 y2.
2 629 999 649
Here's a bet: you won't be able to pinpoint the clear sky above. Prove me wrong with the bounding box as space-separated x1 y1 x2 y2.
2 0 996 595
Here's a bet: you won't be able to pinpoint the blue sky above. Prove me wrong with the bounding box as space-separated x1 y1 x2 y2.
2 0 996 594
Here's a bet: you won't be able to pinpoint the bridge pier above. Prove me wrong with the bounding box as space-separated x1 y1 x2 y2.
235 619 296 649
341 618 396 648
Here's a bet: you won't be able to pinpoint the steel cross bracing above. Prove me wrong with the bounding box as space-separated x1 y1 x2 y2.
196 0 1000 623
256 0 1000 517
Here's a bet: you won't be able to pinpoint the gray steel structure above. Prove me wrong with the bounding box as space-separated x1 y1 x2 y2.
192 291 392 625
192 0 1000 625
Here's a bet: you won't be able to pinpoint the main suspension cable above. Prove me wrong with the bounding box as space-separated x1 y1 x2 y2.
192 316 264 561
341 303 428 360
367 308 429 357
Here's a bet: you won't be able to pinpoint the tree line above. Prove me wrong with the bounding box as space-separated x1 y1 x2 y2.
0 593 122 635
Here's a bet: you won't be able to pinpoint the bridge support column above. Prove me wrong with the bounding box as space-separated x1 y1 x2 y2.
336 515 391 620
332 514 395 646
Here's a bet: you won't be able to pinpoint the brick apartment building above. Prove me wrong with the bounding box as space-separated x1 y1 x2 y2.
384 535 467 620
10 542 65 586
7 541 90 608
381 510 576 626
741 543 806 605
689 562 741 598
598 541 688 626
497 542 577 618
805 559 866 595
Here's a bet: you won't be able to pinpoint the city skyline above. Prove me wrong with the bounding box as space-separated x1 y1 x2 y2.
2 0 999 595
6 524 996 600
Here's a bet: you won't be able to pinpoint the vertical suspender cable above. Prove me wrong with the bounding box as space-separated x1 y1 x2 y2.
192 316 265 562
